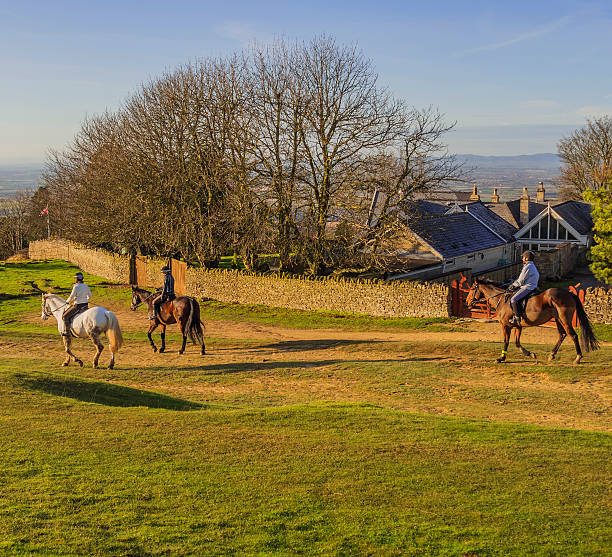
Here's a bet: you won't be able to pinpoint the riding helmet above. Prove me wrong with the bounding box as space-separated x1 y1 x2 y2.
161 265 171 273
74 272 84 281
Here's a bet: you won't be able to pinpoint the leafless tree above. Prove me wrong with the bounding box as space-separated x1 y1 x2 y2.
558 116 612 200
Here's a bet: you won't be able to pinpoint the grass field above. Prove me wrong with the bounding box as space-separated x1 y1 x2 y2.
0 260 610 556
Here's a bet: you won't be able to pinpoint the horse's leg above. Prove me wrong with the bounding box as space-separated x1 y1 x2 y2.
148 321 159 352
159 324 167 353
496 324 511 363
515 326 537 360
62 335 83 367
89 331 104 368
549 319 567 361
558 309 582 365
178 314 188 355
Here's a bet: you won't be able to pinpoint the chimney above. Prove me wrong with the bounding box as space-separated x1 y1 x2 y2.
536 181 545 202
470 184 480 201
491 187 500 203
520 187 530 227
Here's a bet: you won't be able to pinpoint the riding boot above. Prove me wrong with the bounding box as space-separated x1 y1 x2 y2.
510 301 522 326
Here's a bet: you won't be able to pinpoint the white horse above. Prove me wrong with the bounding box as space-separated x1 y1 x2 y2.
41 293 124 369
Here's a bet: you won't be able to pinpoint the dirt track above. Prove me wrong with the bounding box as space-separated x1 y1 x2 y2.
9 307 612 432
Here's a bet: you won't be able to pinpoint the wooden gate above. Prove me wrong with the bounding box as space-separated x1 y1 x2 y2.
130 255 148 287
171 258 186 296
451 275 586 328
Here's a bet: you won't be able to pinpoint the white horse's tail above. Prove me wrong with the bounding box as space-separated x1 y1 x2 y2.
106 311 124 352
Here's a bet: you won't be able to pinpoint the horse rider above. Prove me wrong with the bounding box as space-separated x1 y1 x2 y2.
508 250 540 326
153 265 176 321
62 271 92 336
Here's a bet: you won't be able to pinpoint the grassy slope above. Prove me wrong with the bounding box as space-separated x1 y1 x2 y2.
0 260 610 556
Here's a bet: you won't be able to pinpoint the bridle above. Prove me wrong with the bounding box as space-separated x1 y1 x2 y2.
468 283 507 310
131 289 157 311
42 296 68 318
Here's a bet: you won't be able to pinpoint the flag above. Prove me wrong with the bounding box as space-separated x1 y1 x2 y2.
40 206 49 216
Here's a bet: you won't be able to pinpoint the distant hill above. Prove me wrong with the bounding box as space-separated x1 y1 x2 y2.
451 153 561 200
456 153 560 171
0 163 43 197
0 155 562 202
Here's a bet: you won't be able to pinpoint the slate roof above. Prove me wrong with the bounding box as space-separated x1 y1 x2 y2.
464 202 517 241
551 201 593 235
408 213 508 259
402 199 450 216
486 200 547 228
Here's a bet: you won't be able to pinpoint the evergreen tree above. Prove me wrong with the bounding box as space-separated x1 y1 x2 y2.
584 180 612 284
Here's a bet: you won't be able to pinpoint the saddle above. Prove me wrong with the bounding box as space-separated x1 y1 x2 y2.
63 303 89 337
505 289 540 316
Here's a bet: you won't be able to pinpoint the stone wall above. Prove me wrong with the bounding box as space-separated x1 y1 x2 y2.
534 243 587 280
28 240 131 284
583 287 612 324
187 267 450 318
27 239 450 318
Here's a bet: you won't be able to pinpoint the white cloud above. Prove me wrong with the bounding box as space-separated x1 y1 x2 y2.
576 105 612 118
453 16 571 58
519 100 560 109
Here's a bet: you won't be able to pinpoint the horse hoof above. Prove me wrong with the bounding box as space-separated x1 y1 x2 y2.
530 352 537 360
495 358 505 364
159 349 165 354
574 357 582 365
178 351 184 355
152 347 158 353
548 354 555 361
61 362 69 367
108 364 114 370
77 360 84 368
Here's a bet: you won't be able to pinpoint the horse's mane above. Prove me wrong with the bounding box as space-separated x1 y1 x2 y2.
476 278 506 289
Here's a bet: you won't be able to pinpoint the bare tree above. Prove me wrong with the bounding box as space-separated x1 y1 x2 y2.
295 36 407 274
558 116 612 200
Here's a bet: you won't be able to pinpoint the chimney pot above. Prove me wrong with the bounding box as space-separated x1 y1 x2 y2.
520 187 530 226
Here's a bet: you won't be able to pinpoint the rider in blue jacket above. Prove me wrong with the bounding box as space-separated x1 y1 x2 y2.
153 265 176 321
509 250 540 326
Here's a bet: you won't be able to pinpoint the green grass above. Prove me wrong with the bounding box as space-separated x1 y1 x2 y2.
0 259 610 555
0 368 610 556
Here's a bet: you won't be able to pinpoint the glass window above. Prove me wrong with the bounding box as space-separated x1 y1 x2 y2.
540 216 549 239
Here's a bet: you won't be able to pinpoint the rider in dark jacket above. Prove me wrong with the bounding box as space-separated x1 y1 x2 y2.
153 265 176 321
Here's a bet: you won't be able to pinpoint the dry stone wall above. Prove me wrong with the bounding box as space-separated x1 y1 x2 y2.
29 240 130 283
27 239 612 321
583 287 612 324
27 239 450 318
187 267 450 318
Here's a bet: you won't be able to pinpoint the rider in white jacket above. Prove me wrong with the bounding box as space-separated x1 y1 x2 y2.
62 272 92 336
509 251 540 326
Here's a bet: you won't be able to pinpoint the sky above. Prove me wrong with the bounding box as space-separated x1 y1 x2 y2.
1 0 611 163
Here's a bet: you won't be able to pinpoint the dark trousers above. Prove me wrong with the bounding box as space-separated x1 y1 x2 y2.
63 303 88 335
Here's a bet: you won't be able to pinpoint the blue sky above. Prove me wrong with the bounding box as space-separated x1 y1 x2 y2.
1 0 611 162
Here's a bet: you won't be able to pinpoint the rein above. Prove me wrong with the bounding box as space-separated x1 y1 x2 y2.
43 299 69 317
131 289 157 309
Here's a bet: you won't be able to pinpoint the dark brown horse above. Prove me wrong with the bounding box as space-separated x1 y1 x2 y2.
131 286 206 355
466 278 599 364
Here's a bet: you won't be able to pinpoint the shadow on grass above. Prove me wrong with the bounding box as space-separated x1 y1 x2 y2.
15 374 204 410
261 339 378 352
139 357 412 375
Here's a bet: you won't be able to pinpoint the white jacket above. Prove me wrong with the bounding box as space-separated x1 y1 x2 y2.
66 283 92 305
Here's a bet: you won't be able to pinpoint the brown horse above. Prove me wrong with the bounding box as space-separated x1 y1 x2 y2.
131 286 206 355
466 278 599 364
